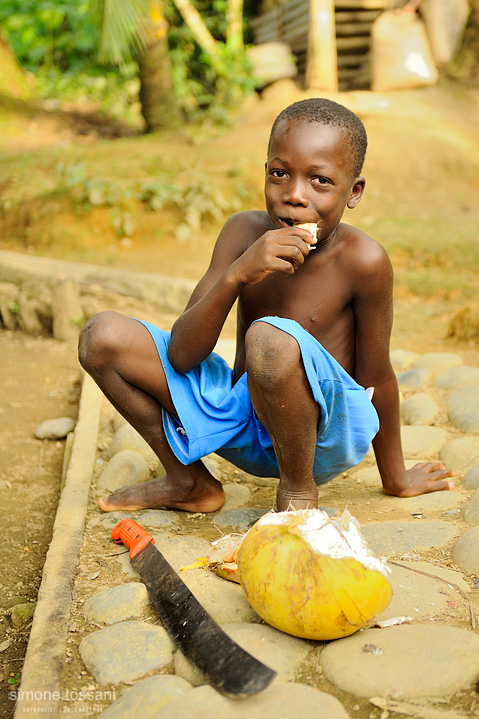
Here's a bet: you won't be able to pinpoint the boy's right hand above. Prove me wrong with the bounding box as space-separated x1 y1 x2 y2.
231 226 317 286
383 462 455 498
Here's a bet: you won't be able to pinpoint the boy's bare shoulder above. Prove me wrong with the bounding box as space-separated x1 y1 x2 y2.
338 222 392 277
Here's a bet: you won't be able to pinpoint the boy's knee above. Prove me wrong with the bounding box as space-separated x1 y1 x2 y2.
78 311 124 372
245 321 300 386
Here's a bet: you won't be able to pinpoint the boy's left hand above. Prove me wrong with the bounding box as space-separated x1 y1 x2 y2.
385 461 455 498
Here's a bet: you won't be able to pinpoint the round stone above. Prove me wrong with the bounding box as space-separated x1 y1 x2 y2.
79 620 174 684
400 426 447 457
96 450 150 491
440 436 479 473
10 602 36 627
453 526 479 574
320 624 479 698
435 365 479 390
412 352 463 372
35 416 75 439
82 582 149 624
113 411 128 432
222 483 252 510
388 489 461 513
180 570 256 624
464 463 479 490
375 561 468 624
213 508 267 531
400 393 439 425
397 369 430 390
99 675 192 719
463 489 479 526
390 349 419 372
447 385 479 432
351 465 382 486
154 680 350 719
104 424 158 465
361 520 459 557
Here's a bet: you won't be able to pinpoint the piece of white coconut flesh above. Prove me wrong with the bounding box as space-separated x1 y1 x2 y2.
295 222 318 249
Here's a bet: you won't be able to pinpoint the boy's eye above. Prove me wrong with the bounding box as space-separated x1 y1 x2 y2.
270 169 287 178
313 176 331 185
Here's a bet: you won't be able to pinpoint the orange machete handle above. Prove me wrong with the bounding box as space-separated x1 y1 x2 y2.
111 518 155 559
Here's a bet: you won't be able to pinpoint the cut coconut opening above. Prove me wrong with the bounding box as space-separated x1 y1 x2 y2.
253 509 390 578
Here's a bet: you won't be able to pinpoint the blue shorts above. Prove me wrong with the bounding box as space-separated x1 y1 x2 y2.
136 316 379 485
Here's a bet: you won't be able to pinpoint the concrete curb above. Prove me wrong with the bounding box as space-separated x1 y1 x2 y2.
14 375 103 717
0 250 196 315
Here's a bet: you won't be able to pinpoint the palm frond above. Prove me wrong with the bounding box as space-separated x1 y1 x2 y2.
98 0 154 65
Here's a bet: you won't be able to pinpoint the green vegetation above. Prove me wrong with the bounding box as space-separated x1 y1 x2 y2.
0 0 141 120
0 0 257 127
53 160 251 241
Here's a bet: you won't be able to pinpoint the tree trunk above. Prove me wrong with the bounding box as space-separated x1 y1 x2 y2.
172 0 220 58
0 31 31 98
138 5 181 131
226 0 244 51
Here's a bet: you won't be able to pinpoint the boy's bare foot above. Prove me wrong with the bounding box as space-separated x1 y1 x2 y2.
98 474 226 514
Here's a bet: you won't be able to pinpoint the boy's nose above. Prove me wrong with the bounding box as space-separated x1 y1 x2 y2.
282 181 308 206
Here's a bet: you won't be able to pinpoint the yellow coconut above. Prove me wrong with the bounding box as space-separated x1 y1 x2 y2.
237 508 392 641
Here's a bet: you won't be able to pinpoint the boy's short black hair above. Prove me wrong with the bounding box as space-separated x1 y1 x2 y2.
268 98 368 178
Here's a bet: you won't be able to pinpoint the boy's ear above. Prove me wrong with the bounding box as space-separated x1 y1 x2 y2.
347 177 365 209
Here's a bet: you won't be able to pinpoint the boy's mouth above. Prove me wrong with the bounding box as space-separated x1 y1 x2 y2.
279 217 316 228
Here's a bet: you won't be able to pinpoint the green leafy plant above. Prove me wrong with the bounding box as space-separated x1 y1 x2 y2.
8 672 21 686
139 178 182 211
172 172 249 240
0 0 100 70
53 161 252 240
109 207 138 237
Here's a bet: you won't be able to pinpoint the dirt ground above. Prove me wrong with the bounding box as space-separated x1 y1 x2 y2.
0 332 80 711
0 293 178 715
1 80 479 715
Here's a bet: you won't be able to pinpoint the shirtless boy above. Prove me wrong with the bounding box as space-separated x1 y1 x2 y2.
78 98 454 513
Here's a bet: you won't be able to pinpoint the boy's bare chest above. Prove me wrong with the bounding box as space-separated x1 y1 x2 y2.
238 258 355 366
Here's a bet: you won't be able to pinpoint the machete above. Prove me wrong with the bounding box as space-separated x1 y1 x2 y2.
111 518 277 698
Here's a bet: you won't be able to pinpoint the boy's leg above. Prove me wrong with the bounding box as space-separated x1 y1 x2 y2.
245 321 319 511
78 311 225 513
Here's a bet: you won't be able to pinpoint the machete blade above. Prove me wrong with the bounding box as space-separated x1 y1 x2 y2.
113 520 277 698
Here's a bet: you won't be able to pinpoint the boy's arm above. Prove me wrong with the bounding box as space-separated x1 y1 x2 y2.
168 211 315 372
352 241 454 497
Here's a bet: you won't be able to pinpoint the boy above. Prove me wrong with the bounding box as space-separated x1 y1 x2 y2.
78 98 454 513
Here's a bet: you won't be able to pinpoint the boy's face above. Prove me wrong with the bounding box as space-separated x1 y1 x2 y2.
264 119 365 242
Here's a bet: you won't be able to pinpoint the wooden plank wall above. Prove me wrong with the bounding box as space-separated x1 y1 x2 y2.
250 0 403 90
